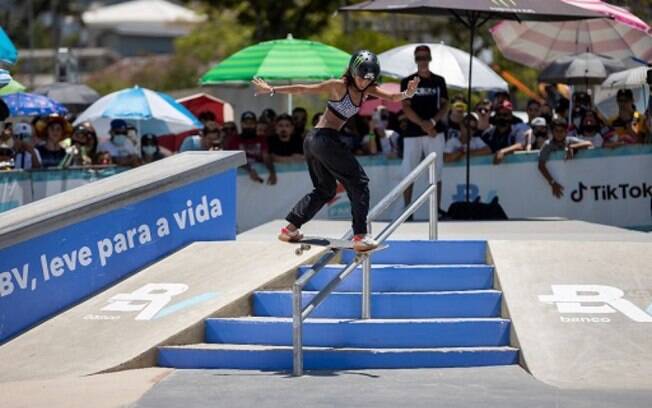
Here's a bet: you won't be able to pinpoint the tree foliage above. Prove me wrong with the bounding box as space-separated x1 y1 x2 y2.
193 0 341 42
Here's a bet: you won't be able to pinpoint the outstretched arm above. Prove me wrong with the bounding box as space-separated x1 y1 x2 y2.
252 78 337 96
366 77 420 102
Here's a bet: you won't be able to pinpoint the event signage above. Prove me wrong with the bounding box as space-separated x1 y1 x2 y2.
0 169 236 343
539 284 652 323
237 146 652 232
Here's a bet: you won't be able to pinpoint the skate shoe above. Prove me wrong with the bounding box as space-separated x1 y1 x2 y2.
278 227 304 242
352 235 379 252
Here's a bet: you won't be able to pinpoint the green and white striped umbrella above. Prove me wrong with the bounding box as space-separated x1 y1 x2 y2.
200 34 350 84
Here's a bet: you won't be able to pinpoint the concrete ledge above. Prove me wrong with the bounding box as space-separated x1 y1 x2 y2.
0 241 324 382
0 151 245 249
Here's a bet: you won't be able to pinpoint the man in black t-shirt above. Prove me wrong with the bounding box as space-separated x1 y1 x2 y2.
400 44 449 212
269 113 304 163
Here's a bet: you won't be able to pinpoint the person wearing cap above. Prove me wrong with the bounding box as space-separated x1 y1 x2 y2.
528 117 550 150
444 113 491 162
179 121 223 152
60 123 99 167
445 100 467 141
225 110 277 184
400 44 448 212
141 133 167 163
96 119 141 167
481 100 526 165
35 115 70 167
490 91 523 126
252 49 419 252
12 122 41 169
538 117 592 199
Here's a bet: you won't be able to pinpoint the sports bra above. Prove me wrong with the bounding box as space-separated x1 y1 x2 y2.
327 88 362 120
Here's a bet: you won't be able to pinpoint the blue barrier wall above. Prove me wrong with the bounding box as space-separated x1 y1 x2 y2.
0 168 237 343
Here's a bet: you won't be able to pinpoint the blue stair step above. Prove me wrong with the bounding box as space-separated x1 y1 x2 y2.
158 343 519 370
340 240 487 265
299 264 494 292
253 290 502 319
205 317 511 348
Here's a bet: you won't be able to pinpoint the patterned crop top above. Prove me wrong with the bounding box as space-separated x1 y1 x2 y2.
327 88 362 120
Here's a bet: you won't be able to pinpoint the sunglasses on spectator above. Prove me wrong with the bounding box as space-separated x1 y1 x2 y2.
223 126 237 132
72 139 86 145
415 55 430 62
142 141 157 146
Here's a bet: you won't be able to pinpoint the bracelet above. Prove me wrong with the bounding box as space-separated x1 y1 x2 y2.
401 90 409 98
430 118 437 126
270 87 275 96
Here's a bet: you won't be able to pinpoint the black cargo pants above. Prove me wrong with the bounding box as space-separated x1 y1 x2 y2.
286 128 370 235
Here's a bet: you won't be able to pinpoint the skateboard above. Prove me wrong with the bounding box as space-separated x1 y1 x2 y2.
290 236 389 257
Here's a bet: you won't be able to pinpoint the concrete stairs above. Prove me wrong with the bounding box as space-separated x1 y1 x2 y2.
158 240 518 370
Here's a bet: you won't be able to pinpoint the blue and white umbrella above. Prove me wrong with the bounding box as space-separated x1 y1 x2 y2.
1 92 68 116
0 27 17 65
74 86 202 136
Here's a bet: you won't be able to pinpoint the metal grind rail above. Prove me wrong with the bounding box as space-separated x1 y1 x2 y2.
292 152 438 376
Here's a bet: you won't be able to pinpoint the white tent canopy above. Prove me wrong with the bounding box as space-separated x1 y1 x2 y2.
82 0 205 26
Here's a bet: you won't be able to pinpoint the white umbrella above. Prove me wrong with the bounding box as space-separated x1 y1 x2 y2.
602 66 649 89
378 43 508 91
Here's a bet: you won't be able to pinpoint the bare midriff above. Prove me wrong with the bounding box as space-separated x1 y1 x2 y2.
315 108 348 131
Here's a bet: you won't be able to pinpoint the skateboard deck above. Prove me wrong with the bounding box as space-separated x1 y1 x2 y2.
290 236 388 256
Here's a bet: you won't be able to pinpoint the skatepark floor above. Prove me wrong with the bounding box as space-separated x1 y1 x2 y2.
134 366 652 408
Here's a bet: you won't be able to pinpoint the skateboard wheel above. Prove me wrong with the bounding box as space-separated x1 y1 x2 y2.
295 248 303 256
301 244 311 251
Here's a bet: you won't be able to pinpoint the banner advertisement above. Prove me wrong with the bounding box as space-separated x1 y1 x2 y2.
237 146 652 232
0 169 237 343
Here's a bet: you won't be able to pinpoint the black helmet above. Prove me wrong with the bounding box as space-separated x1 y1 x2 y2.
349 50 380 82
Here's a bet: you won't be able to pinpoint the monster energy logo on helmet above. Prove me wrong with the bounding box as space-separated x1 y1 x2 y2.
349 50 380 82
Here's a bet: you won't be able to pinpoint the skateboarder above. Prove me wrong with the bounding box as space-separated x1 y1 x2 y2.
252 50 419 252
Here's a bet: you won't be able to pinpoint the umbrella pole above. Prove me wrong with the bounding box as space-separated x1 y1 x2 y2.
465 14 478 203
288 93 293 113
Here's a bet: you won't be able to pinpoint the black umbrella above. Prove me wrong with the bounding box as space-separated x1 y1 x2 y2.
32 82 100 113
538 52 625 86
341 0 603 202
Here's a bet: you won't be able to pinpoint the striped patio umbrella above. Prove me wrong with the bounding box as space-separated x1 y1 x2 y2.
490 0 652 69
201 34 349 111
200 34 350 85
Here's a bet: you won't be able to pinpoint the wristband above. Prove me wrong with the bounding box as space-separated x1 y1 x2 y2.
430 118 437 127
270 87 275 96
401 90 409 98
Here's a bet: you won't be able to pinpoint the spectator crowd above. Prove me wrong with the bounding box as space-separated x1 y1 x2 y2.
0 80 650 200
